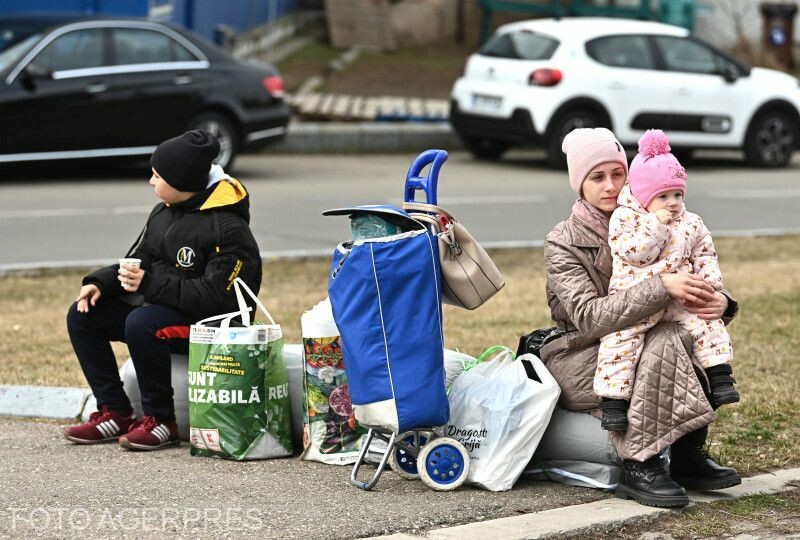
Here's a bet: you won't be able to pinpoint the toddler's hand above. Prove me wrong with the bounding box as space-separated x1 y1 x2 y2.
655 209 673 224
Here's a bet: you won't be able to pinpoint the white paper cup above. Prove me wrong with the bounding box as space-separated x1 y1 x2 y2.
118 258 141 269
118 258 141 290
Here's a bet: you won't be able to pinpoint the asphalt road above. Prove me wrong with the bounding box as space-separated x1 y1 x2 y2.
0 418 606 539
1 151 799 269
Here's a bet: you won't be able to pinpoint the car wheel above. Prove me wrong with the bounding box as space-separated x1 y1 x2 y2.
189 112 238 171
461 136 510 161
546 109 601 169
744 110 797 168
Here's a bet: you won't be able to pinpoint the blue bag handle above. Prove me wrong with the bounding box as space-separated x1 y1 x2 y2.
404 149 448 205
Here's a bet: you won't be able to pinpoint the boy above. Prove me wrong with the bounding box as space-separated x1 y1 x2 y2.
64 130 262 450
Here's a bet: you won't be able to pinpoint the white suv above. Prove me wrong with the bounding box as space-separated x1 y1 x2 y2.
450 17 800 167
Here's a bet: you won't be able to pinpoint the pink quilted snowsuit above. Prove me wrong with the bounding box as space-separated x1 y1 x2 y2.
594 184 733 399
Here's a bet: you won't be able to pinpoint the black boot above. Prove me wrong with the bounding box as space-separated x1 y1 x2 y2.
600 398 629 431
706 364 740 407
616 455 689 508
670 427 742 491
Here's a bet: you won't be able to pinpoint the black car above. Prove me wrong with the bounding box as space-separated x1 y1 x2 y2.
0 15 290 170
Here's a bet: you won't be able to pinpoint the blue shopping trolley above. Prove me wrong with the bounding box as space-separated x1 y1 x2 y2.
326 150 470 491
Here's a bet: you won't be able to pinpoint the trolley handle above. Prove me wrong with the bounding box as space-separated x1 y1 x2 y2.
404 149 448 205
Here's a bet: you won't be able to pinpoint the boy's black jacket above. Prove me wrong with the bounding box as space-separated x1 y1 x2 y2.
84 177 262 321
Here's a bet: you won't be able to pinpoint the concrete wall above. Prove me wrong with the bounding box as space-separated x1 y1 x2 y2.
388 0 536 48
390 0 455 46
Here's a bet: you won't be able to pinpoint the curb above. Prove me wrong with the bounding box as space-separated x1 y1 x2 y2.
263 121 463 154
371 468 800 540
0 384 90 420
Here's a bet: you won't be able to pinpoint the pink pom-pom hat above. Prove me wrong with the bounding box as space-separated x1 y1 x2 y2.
628 129 687 209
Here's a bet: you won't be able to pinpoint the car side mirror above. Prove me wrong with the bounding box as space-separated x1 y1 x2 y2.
23 63 53 80
722 64 738 83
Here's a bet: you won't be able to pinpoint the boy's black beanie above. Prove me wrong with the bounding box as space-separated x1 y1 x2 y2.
150 130 220 192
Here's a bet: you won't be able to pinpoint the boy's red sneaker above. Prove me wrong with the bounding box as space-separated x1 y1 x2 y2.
63 405 136 444
118 415 180 451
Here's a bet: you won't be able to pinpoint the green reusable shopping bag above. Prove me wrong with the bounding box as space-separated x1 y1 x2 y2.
188 278 292 460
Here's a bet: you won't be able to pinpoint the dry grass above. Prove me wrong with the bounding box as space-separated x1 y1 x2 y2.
277 40 474 100
0 236 798 474
578 489 800 539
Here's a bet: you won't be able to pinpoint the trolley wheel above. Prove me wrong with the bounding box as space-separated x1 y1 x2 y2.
389 431 431 480
417 437 470 491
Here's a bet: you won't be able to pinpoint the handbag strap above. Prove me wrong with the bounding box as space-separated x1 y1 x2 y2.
402 201 456 222
405 212 441 230
233 277 276 327
403 202 459 247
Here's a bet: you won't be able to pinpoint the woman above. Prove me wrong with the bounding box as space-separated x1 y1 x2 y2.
539 127 741 508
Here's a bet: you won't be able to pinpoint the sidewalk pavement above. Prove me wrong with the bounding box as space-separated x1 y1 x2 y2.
286 94 450 122
0 409 798 539
264 120 463 154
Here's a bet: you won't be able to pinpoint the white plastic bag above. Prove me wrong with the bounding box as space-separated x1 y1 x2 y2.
445 348 560 491
443 349 478 390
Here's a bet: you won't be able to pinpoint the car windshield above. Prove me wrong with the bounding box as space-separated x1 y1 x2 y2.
480 31 559 60
0 34 39 72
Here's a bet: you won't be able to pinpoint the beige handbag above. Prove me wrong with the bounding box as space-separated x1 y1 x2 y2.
403 202 505 310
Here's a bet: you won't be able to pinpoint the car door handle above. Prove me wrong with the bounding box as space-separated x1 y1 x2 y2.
86 82 108 94
174 75 193 85
674 87 691 96
609 82 625 90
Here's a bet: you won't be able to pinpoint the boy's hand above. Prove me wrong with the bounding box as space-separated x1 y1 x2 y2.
118 265 144 292
655 209 673 225
76 285 101 313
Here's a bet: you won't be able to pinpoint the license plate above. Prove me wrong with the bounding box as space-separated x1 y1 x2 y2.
471 94 502 112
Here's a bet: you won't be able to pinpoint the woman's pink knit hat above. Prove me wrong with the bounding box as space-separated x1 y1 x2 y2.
561 128 628 197
628 130 687 208
562 127 628 196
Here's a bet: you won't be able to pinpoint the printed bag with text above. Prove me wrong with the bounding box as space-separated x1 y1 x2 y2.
300 298 367 465
188 278 292 460
445 346 560 491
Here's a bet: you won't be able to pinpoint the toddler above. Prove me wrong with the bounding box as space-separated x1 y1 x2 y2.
596 130 739 431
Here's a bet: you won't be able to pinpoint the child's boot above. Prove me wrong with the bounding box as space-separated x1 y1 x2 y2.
705 364 740 408
600 397 629 431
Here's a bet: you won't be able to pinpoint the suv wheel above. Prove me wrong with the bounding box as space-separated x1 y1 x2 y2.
189 112 238 171
546 109 601 169
461 136 510 161
744 110 796 168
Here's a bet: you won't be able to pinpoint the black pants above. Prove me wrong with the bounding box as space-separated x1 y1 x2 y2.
66 298 192 421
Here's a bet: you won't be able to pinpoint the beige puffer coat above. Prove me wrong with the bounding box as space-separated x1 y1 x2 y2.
539 213 738 461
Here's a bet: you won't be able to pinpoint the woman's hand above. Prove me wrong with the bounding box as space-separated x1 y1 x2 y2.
660 273 716 305
76 284 101 313
118 265 144 292
684 291 728 320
